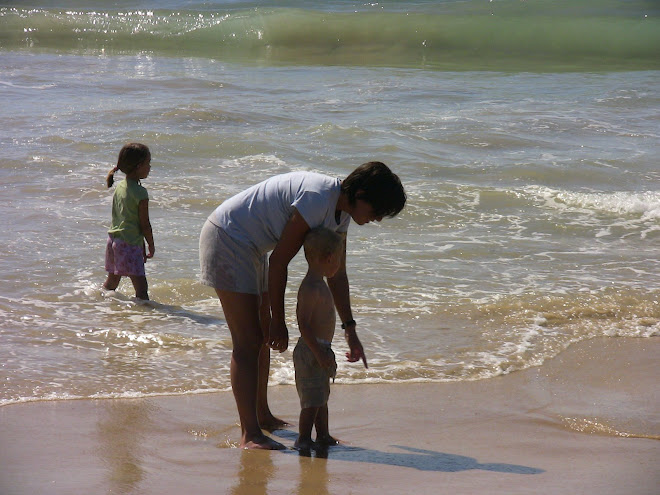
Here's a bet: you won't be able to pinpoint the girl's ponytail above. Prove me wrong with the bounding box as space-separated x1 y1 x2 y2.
106 166 119 188
107 143 150 188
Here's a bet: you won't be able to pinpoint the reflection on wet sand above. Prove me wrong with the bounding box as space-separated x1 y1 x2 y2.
230 449 275 495
96 400 154 494
296 447 330 495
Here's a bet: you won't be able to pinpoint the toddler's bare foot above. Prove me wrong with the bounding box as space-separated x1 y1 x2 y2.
316 435 339 446
294 436 315 451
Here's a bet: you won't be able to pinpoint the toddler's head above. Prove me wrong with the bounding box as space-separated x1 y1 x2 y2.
303 227 343 277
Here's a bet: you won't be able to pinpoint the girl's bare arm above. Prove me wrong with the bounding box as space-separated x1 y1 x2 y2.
138 199 154 258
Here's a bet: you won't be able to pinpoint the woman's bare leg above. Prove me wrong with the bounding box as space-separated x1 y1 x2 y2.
256 291 289 430
216 289 285 450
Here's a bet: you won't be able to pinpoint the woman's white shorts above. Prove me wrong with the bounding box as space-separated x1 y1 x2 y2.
199 219 268 295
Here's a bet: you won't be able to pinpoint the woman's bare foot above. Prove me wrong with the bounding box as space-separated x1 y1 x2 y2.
258 414 290 432
242 434 286 450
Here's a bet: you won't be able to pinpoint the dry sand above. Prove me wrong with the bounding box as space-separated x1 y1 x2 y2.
1 337 658 494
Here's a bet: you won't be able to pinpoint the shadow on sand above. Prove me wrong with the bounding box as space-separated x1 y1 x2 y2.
274 430 543 475
101 289 225 326
152 302 225 325
131 299 225 326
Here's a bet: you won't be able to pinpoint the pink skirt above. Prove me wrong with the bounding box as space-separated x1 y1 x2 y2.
105 235 145 277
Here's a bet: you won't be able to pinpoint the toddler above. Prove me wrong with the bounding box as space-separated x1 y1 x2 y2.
293 227 345 450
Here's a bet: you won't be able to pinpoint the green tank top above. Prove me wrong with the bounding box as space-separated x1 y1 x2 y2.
108 179 149 246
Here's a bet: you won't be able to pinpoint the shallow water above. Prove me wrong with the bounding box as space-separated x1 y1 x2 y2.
1 0 658 405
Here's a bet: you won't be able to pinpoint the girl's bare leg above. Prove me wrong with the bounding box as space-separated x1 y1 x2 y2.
216 289 285 450
103 274 121 291
256 291 288 430
129 275 149 300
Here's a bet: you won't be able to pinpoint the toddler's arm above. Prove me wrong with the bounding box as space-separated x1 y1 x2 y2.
297 286 334 369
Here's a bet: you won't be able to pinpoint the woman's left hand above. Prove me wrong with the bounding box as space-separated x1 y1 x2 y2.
345 329 368 368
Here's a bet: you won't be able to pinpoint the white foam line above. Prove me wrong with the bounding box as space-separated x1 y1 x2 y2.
0 81 56 90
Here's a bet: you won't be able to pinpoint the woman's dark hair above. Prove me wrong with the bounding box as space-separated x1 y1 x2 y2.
341 161 406 218
106 143 151 188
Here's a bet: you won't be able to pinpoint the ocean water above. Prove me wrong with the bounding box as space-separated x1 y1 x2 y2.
1 0 659 406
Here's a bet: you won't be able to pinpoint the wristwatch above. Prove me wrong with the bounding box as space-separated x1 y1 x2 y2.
341 319 356 329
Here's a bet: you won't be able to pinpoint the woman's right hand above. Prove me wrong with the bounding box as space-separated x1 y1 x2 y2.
268 318 289 353
268 209 309 354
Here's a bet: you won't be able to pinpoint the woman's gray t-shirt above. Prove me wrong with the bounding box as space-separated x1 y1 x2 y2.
209 172 350 254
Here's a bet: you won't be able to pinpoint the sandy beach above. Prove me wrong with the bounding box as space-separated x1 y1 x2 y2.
1 337 657 495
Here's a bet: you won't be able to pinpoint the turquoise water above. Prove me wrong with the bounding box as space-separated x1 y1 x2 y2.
1 0 658 405
1 0 659 70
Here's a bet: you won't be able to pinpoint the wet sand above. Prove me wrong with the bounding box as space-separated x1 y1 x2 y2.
1 337 658 495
